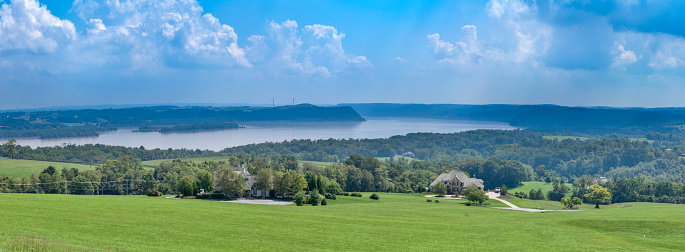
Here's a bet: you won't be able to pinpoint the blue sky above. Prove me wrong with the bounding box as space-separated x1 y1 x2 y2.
1 0 684 109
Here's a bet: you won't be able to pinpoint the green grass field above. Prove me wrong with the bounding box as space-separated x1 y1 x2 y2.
0 159 96 178
509 181 575 198
1 193 684 251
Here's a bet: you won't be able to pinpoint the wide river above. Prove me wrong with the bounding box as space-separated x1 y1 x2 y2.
7 117 515 151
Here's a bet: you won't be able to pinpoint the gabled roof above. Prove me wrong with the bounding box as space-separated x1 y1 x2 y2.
214 165 255 191
462 178 484 188
430 170 470 187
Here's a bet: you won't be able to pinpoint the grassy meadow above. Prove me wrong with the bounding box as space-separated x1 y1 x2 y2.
0 159 95 178
1 193 684 251
509 181 575 197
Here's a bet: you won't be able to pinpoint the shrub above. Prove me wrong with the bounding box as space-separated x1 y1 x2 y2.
310 191 321 206
343 192 350 196
370 194 380 200
435 200 439 203
427 199 432 202
321 198 328 206
294 192 305 206
146 189 162 197
351 192 362 197
514 191 527 199
325 193 336 200
196 193 225 200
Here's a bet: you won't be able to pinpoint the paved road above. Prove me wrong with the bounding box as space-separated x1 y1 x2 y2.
486 192 518 208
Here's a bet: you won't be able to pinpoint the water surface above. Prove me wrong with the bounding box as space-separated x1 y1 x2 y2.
5 117 515 151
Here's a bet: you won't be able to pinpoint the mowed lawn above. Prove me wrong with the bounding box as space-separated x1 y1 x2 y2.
1 193 684 251
0 159 96 178
510 181 575 197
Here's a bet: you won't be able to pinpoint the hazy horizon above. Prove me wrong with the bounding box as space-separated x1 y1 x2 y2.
1 0 685 109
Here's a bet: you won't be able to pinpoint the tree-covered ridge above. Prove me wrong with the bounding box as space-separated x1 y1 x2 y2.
135 122 241 133
341 103 685 136
0 104 365 138
5 129 685 183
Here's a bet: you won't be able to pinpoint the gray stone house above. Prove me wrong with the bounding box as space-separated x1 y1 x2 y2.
429 170 484 195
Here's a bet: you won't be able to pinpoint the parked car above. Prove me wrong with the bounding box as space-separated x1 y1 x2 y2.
494 187 501 193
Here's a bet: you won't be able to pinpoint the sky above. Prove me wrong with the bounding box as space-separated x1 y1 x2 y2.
1 0 684 109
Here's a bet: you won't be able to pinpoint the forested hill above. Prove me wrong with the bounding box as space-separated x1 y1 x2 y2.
340 103 685 135
0 104 364 138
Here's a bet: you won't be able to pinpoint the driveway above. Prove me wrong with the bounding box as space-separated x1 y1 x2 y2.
485 191 582 213
486 192 518 208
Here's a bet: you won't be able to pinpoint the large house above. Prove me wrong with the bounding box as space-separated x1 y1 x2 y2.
429 170 484 195
215 164 267 198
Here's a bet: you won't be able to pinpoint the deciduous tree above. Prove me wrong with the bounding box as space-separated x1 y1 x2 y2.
433 182 447 196
585 185 612 208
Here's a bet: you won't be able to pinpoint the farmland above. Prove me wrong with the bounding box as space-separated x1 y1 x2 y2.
1 193 684 251
0 159 95 178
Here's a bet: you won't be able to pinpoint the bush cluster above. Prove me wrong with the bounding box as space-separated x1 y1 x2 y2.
370 194 380 200
435 200 439 203
195 193 225 200
514 191 527 199
146 189 162 197
294 192 305 206
310 192 322 206
343 192 350 196
325 193 336 200
427 199 432 202
321 198 328 206
350 192 362 197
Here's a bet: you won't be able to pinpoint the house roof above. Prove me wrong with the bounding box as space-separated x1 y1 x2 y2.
462 178 484 188
215 165 255 191
430 170 470 187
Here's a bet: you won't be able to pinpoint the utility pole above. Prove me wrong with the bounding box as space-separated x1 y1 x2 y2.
293 98 295 105
272 98 275 108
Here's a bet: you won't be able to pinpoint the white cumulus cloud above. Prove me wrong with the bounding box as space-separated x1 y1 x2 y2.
247 20 370 78
72 0 250 68
0 0 76 53
427 25 481 64
612 42 638 69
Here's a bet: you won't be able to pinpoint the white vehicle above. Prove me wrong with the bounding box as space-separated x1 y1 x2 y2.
494 187 501 193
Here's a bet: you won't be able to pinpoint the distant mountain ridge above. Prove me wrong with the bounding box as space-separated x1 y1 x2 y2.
0 104 365 139
339 103 685 133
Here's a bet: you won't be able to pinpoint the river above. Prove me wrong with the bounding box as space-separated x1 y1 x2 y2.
5 117 515 151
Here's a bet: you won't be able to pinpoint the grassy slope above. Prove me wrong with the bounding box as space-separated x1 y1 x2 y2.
1 193 684 251
0 159 95 178
510 181 575 198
